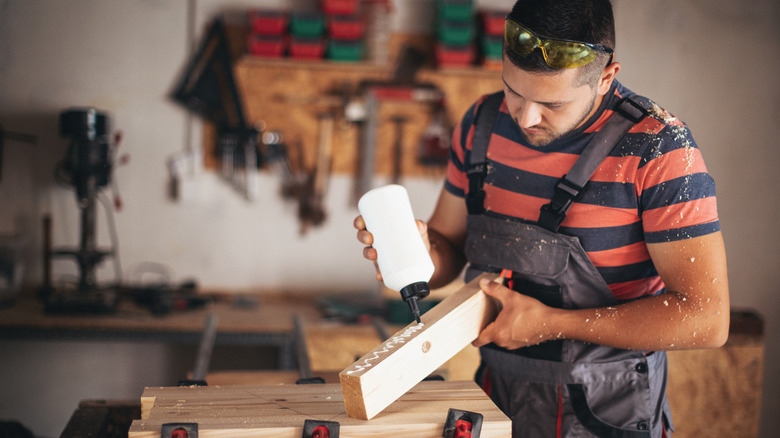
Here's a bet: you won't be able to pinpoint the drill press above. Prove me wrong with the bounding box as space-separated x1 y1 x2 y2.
42 108 119 313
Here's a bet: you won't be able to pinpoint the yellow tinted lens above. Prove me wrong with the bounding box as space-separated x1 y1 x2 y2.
504 20 537 56
541 40 597 68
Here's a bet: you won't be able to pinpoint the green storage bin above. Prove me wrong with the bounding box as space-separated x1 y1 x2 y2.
482 34 503 60
290 13 325 38
327 39 364 62
437 19 475 46
438 0 473 21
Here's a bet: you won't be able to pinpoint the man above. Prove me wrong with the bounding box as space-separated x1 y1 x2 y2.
355 0 729 436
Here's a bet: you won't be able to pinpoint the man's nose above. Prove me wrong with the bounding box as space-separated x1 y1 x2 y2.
516 103 543 128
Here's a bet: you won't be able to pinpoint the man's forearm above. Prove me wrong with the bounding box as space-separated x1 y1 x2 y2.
551 290 730 351
427 227 466 289
474 271 730 352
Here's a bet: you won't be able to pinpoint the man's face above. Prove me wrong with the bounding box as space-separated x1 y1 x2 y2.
501 57 602 147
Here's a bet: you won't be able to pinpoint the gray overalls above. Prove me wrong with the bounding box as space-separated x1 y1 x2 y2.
464 92 673 438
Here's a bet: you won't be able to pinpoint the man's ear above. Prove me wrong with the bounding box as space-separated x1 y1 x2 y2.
598 61 621 95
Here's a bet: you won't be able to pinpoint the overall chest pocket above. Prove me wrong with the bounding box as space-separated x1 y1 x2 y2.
465 215 572 280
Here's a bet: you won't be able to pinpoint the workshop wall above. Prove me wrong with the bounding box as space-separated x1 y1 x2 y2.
0 0 778 437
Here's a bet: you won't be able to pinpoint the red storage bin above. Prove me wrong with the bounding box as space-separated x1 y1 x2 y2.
482 10 506 36
248 34 287 58
435 43 475 67
290 37 326 59
249 10 289 35
328 14 365 39
321 0 359 15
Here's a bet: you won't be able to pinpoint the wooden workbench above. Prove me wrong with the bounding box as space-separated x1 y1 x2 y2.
128 380 511 437
4 290 765 437
0 290 322 369
206 310 765 438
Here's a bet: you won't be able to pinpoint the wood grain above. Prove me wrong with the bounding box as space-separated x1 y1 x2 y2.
339 273 500 420
128 380 511 437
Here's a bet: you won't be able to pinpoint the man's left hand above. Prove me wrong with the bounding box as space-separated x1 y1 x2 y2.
473 278 556 349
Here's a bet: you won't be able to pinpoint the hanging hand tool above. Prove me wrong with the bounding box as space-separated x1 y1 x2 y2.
418 99 452 167
298 113 335 234
244 134 260 201
262 131 309 202
351 45 432 202
353 91 379 202
389 115 408 184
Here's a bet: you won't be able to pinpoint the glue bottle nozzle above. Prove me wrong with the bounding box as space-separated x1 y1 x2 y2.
407 295 422 324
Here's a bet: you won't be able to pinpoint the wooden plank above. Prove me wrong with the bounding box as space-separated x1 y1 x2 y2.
128 381 510 437
339 273 500 420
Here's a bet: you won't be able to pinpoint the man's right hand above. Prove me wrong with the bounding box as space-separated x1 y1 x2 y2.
354 215 431 283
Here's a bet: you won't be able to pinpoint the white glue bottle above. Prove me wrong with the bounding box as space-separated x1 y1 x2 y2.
358 184 435 323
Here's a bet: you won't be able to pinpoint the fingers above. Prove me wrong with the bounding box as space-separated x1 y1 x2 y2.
473 278 513 348
363 246 378 261
472 322 496 348
357 229 373 246
355 215 374 246
353 215 366 230
354 215 382 280
473 280 505 348
480 277 510 298
356 215 377 263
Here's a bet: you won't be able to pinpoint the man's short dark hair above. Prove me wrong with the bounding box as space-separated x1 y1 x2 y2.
505 0 615 86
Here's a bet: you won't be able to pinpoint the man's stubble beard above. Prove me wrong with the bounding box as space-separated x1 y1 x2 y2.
518 92 598 147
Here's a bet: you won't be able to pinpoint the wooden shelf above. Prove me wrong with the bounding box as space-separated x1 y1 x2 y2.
200 27 503 178
227 55 501 179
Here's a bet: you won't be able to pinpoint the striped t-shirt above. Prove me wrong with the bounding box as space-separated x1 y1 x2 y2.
445 80 720 301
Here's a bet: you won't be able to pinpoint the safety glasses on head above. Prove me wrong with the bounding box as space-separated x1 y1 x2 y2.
504 16 613 69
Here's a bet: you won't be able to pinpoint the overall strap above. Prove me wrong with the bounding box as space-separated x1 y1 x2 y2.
538 96 648 232
466 91 504 215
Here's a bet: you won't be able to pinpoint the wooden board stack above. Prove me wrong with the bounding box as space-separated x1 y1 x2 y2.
127 381 510 437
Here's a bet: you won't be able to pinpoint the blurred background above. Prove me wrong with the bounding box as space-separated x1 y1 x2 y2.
0 0 777 436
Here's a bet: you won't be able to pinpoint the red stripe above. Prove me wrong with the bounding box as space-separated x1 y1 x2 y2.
485 184 643 229
609 276 666 301
587 241 650 267
481 366 493 397
563 203 640 228
483 184 546 219
591 155 642 183
488 135 575 178
643 197 719 234
634 147 709 191
557 384 563 438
